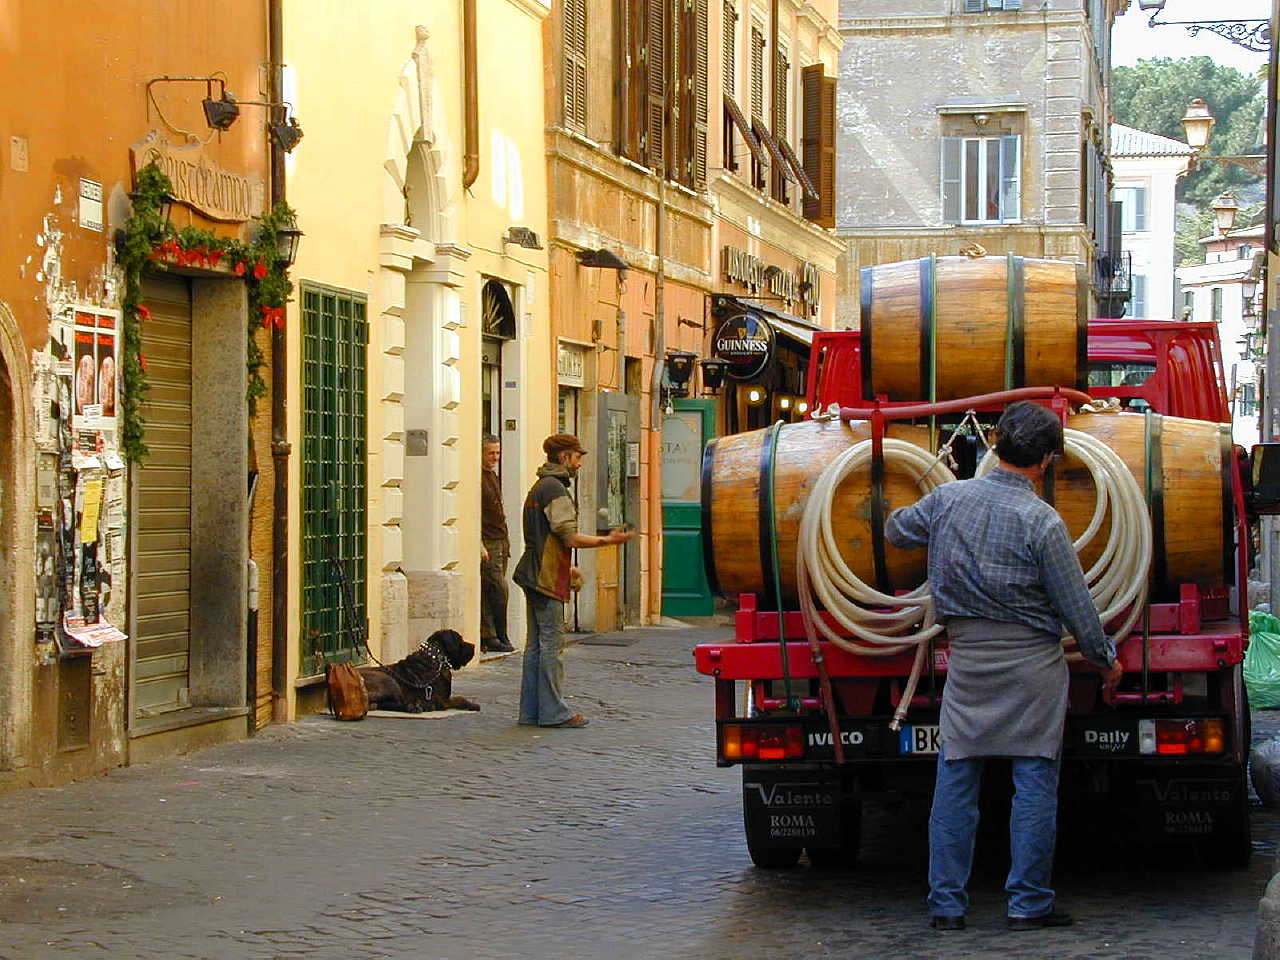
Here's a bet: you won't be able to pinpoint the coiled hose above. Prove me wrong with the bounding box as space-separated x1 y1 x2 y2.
795 422 1152 728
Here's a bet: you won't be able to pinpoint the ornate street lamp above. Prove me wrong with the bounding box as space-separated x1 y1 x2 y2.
1212 193 1240 236
273 211 304 269
1180 99 1216 152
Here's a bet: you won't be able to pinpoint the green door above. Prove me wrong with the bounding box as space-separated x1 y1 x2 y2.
661 399 717 616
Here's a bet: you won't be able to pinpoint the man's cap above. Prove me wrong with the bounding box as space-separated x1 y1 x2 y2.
543 434 588 457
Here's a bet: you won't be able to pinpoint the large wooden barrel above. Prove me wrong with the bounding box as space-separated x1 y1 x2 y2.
702 412 1235 605
1054 412 1235 602
702 418 934 604
860 255 1088 402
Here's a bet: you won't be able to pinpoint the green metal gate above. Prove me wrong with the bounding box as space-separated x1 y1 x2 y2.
301 283 368 676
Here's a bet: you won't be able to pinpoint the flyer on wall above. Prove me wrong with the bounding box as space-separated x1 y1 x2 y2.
71 306 120 442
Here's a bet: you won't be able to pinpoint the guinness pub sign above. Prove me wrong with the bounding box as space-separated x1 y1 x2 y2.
712 309 774 381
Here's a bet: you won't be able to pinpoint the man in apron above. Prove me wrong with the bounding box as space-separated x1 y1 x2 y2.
886 401 1123 931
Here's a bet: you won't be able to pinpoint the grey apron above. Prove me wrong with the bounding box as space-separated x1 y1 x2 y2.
940 617 1068 760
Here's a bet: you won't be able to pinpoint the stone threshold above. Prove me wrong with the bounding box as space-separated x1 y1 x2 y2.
128 706 250 740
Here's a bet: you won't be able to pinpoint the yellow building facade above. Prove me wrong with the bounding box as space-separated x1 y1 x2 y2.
283 0 552 714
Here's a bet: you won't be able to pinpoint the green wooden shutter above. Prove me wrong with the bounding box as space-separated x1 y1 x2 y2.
301 283 368 677
941 136 962 223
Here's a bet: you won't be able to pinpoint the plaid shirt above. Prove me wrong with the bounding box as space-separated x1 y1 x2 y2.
886 468 1115 668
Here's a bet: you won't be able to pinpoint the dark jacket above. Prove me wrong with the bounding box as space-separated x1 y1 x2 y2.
513 463 578 601
481 468 508 544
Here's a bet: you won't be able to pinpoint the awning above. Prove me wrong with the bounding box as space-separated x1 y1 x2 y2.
769 314 819 347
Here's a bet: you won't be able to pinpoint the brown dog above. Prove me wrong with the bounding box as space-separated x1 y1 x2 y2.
358 629 480 713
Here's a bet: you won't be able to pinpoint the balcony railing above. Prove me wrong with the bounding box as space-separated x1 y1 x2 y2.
1096 250 1132 319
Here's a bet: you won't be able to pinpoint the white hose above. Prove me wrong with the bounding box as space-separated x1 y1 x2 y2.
795 421 1151 727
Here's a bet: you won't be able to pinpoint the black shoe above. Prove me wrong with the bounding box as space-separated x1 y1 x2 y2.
492 640 515 653
930 915 965 931
1007 910 1074 930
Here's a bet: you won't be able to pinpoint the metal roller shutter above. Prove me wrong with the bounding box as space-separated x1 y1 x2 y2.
134 275 192 716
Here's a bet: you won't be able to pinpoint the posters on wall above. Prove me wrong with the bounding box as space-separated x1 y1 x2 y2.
33 304 127 654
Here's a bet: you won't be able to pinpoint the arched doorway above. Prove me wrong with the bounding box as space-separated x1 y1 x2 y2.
0 302 35 770
481 278 516 441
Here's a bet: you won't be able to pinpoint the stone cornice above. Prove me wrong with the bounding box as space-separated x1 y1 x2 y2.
837 223 1087 239
712 171 846 264
840 10 1084 33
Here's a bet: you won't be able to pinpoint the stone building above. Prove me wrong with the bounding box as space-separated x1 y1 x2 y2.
280 0 552 713
835 0 1129 322
0 1 275 784
544 0 843 624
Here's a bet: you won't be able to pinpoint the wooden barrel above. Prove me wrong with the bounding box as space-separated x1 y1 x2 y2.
860 255 1088 402
1052 412 1235 601
702 418 934 604
702 412 1235 606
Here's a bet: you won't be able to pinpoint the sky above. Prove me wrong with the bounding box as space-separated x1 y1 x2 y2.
1111 0 1271 76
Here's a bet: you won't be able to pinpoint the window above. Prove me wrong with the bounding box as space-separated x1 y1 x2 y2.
963 0 1021 9
1239 381 1258 417
1182 288 1195 319
1087 361 1155 387
1124 274 1147 318
1114 186 1147 232
1212 287 1224 322
562 0 588 131
1239 244 1253 260
941 135 1020 224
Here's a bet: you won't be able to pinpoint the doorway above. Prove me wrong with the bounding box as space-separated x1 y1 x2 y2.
661 398 717 615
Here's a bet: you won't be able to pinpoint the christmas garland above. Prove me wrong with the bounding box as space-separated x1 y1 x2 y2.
116 161 294 462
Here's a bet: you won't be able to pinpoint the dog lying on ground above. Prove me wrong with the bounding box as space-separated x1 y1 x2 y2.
358 629 481 713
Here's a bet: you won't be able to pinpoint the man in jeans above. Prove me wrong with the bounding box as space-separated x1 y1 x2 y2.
513 434 635 728
480 435 514 653
885 401 1123 931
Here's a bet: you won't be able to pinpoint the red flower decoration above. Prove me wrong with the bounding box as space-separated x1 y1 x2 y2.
207 249 224 267
253 260 267 280
139 354 148 373
136 305 152 322
272 307 286 330
234 261 247 276
261 313 272 329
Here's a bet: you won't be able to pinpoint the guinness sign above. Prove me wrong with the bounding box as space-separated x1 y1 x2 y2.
713 310 774 381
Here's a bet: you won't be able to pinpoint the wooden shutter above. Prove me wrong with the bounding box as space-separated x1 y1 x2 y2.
750 25 765 119
941 136 962 224
774 48 788 139
722 1 736 96
802 64 835 226
563 0 588 131
964 0 983 11
692 0 708 187
644 0 668 172
1135 186 1147 231
619 0 645 162
999 134 1020 221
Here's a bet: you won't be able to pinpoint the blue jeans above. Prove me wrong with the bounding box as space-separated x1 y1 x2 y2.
928 744 1061 919
517 591 573 726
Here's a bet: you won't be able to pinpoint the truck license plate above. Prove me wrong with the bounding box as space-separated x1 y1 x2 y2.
900 725 941 755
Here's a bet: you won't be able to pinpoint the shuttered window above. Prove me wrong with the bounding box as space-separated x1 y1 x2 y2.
563 0 588 131
645 0 668 172
802 63 836 226
963 0 1021 10
750 25 765 120
723 1 737 97
1115 186 1147 232
941 135 1020 224
770 44 790 202
1124 275 1147 318
618 0 645 162
301 283 368 676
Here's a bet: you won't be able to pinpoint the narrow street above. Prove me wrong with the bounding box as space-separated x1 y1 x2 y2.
0 624 1274 960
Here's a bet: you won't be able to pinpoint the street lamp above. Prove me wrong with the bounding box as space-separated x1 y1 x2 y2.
1181 99 1216 152
1212 192 1240 235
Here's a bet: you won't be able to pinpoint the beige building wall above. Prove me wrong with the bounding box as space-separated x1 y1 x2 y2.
284 0 551 716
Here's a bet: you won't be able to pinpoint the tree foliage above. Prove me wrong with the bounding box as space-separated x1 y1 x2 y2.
1112 57 1265 207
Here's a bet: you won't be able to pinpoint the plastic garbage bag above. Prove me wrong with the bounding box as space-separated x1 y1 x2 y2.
1251 739 1280 808
1245 610 1280 709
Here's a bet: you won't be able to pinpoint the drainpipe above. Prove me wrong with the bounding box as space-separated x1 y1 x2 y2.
646 178 667 624
268 0 290 723
462 0 480 190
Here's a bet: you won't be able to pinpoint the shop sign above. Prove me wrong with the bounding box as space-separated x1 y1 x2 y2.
557 342 586 387
722 246 820 310
130 131 265 223
712 310 773 381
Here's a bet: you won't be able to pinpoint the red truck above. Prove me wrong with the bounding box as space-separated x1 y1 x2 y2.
695 318 1271 869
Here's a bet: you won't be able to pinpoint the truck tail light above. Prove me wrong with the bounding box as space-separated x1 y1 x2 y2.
1137 718 1226 756
720 723 805 761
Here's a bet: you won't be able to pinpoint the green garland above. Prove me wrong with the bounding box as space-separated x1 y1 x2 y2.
116 161 294 462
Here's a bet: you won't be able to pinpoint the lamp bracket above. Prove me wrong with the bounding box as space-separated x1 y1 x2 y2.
1147 11 1271 51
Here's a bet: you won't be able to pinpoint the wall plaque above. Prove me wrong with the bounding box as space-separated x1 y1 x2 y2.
130 131 265 223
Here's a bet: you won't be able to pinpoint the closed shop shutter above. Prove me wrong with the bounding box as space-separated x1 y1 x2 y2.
134 275 193 715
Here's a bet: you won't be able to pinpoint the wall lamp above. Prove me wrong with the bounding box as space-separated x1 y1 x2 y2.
504 226 544 250
271 210 304 268
576 248 628 270
664 351 697 397
700 357 729 393
1139 0 1271 52
268 111 304 153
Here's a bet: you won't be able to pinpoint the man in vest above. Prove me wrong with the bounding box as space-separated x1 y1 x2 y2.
514 434 636 728
886 401 1122 931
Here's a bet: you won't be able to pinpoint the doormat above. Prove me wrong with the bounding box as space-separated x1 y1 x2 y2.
575 633 637 647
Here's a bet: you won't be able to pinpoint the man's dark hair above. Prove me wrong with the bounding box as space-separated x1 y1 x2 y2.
993 401 1063 468
483 434 500 446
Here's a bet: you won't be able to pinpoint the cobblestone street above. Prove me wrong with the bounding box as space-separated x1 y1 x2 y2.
0 623 1275 960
